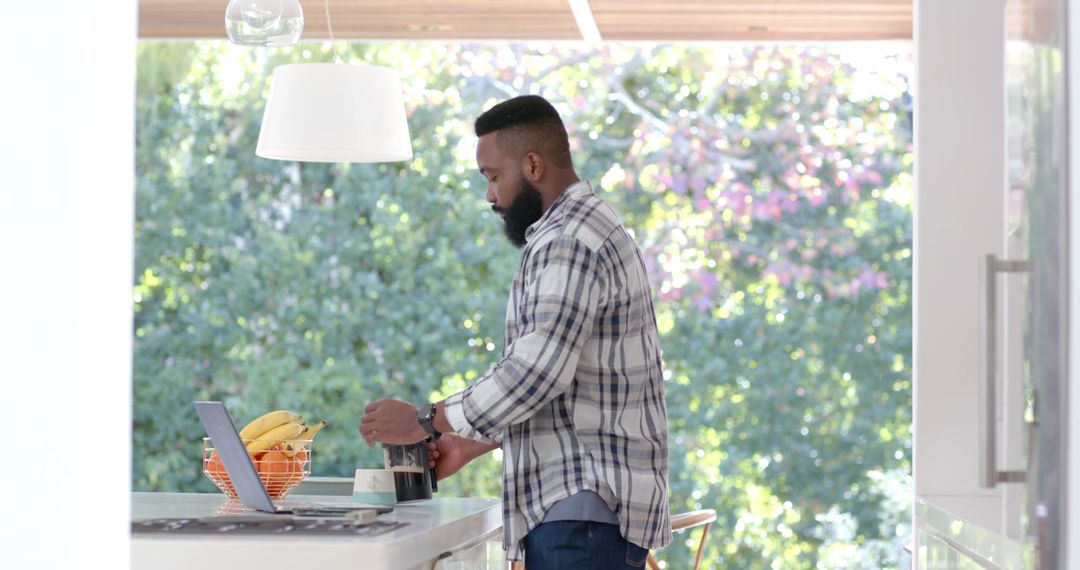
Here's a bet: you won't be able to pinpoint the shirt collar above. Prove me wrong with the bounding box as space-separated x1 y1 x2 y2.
524 181 593 242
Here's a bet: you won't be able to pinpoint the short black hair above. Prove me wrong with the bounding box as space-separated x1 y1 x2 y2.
474 95 572 169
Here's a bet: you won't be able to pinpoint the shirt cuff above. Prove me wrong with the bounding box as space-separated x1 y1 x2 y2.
443 391 500 443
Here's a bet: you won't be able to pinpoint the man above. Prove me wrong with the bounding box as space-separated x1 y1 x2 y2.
359 95 671 569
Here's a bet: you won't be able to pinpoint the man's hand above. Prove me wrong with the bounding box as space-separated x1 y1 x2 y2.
426 434 500 481
426 434 471 481
359 398 427 447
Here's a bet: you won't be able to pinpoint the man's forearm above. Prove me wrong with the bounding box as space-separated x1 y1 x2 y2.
433 400 455 435
462 438 501 460
434 400 500 458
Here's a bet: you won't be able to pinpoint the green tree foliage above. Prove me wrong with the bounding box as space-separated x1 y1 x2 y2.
134 42 911 568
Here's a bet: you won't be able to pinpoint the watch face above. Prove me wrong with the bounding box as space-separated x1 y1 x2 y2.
418 404 438 436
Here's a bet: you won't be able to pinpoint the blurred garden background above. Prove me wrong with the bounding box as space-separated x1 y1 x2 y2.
133 41 912 568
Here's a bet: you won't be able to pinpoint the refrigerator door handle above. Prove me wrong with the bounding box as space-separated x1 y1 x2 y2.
979 253 1031 488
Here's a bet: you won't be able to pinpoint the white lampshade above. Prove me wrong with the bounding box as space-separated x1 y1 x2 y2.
256 63 413 163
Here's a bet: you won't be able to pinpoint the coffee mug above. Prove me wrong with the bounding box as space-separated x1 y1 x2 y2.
352 469 397 506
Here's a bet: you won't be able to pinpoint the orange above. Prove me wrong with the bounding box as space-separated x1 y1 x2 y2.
287 453 305 477
206 451 226 474
258 450 290 474
205 451 235 496
293 448 309 464
258 450 290 497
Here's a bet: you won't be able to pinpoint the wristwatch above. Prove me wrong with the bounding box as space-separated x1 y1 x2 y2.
417 403 441 437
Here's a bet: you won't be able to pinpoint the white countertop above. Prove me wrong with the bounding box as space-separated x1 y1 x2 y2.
131 492 502 570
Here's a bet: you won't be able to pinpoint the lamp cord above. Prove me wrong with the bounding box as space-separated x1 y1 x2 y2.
325 0 342 63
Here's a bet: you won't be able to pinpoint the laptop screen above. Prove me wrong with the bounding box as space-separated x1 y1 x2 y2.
194 401 276 512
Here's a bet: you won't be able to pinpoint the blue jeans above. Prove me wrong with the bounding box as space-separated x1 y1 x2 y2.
523 521 649 570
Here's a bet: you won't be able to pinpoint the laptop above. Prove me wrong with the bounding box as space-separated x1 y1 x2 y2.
194 401 392 516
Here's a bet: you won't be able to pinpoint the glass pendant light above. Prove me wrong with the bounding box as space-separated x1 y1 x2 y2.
225 0 304 47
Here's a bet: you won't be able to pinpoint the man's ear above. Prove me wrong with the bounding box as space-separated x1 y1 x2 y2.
522 152 545 182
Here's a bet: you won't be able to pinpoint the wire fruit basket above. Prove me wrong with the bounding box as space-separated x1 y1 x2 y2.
202 437 312 499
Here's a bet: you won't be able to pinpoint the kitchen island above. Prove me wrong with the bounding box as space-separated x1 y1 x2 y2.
132 492 503 570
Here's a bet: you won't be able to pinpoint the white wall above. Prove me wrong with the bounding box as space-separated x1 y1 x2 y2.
1069 0 1080 566
913 0 1006 529
0 2 135 568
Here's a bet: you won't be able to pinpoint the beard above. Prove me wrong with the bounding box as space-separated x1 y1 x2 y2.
498 177 545 248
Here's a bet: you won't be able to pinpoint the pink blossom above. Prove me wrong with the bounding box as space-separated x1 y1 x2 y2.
783 194 800 214
696 270 719 294
690 175 708 196
660 289 682 302
766 261 794 286
785 168 802 190
857 268 877 289
673 174 688 196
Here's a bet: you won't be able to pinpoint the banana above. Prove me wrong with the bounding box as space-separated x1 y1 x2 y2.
284 420 327 457
238 410 302 441
245 421 306 454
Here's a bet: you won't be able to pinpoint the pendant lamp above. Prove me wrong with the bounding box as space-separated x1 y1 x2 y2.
255 63 413 163
225 0 304 47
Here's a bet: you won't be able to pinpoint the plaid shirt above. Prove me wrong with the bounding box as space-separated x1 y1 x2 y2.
443 181 672 560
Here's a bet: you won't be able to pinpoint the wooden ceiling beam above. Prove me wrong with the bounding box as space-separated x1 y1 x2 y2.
137 0 913 41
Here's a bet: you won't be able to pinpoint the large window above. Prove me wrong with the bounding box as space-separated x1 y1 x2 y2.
134 42 912 568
